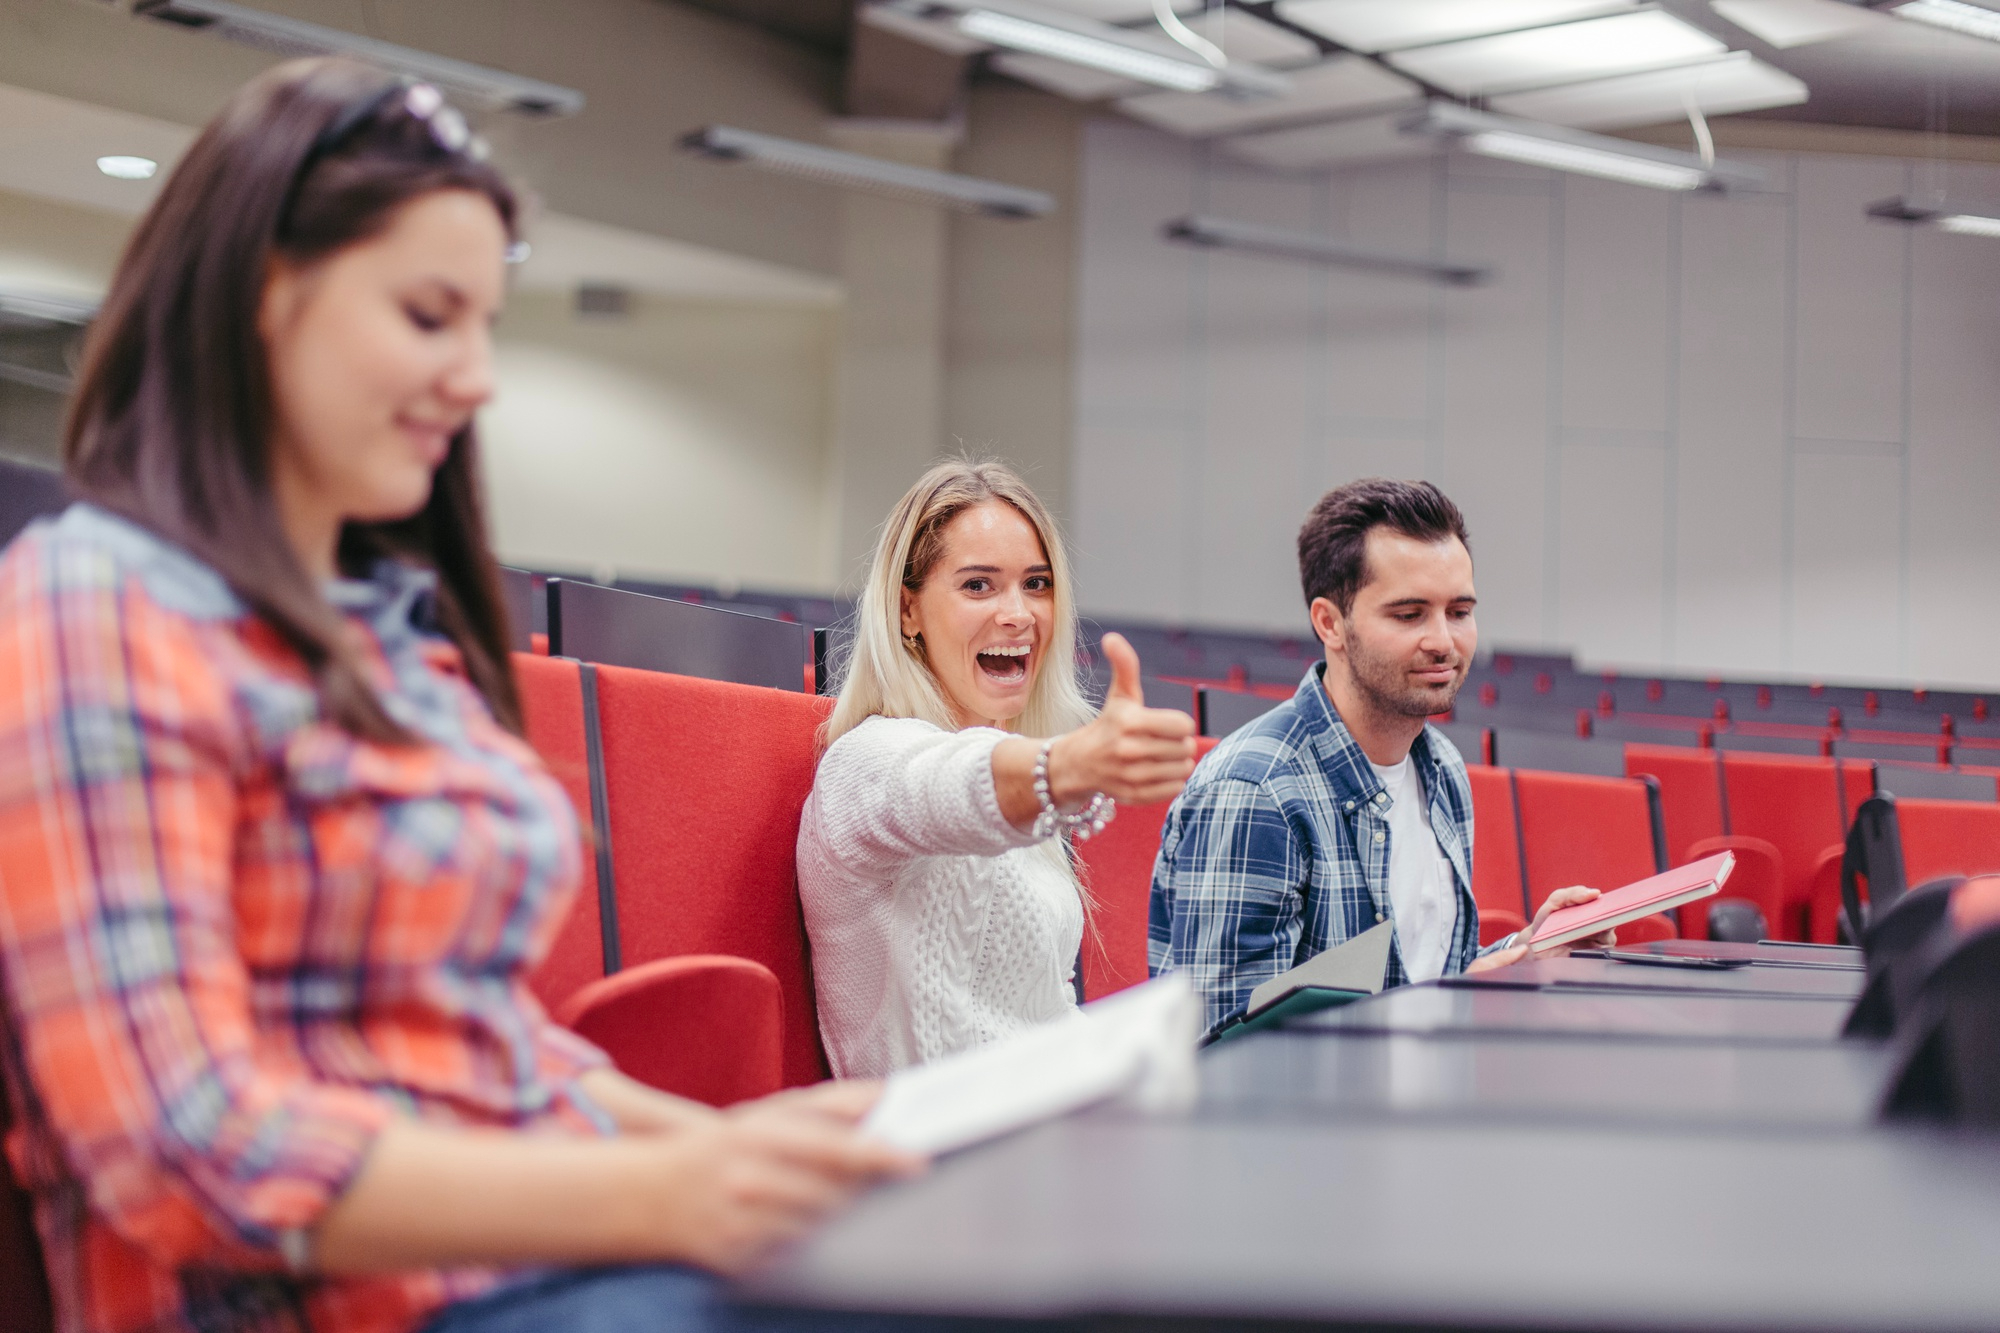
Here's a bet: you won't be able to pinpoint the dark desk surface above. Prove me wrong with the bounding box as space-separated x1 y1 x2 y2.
1196 1029 1889 1129
744 1112 2000 1330
1444 955 1866 1001
1596 940 1864 970
1291 982 1855 1044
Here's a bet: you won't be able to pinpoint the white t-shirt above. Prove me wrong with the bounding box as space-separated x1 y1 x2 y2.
1367 754 1460 984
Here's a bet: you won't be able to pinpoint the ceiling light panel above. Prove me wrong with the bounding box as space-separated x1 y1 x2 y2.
1273 0 1635 53
1708 0 1889 48
1223 109 1433 171
1386 10 1729 97
1892 0 2000 42
1488 51 1808 128
1120 56 1417 135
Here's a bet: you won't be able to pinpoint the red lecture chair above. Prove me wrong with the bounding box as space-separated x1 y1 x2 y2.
1512 770 1664 914
1685 834 1786 942
555 955 783 1108
592 666 834 1088
1720 753 1873 941
1624 744 1724 867
1897 799 2000 888
514 653 609 1013
1076 738 1219 1001
1464 766 1529 946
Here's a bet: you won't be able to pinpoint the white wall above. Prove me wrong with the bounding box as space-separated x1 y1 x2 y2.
1071 119 2000 689
485 293 838 592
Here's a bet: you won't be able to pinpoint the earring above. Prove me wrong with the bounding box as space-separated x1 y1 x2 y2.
903 632 923 654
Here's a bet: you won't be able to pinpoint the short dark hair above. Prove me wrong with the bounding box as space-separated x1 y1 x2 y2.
1297 478 1470 615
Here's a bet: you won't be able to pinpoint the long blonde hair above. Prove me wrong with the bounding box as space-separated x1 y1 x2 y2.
825 458 1095 748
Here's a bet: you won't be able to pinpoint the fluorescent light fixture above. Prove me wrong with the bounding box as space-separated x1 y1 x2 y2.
1887 0 2000 40
1470 131 1705 187
1404 101 1767 192
95 154 157 179
681 125 1056 218
1867 195 2000 235
871 0 1289 97
959 9 1216 89
1164 215 1493 284
131 0 584 116
1941 212 2000 235
1386 9 1728 98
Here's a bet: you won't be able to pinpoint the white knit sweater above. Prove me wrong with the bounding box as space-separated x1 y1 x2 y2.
797 716 1085 1079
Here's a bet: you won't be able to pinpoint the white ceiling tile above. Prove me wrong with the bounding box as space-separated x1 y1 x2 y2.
1222 109 1435 170
1385 9 1729 96
991 50 1150 98
1174 8 1323 66
1488 51 1809 128
1272 0 1636 53
1709 0 1894 47
1119 56 1417 136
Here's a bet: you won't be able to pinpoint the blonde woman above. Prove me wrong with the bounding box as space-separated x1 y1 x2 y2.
798 460 1198 1079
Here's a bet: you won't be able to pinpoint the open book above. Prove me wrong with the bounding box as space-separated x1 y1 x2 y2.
1206 921 1396 1046
861 974 1202 1157
1528 850 1735 953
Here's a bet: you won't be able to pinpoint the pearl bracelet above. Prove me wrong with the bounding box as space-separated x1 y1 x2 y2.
1032 738 1116 842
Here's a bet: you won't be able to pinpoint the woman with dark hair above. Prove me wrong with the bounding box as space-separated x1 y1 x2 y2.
0 58 916 1333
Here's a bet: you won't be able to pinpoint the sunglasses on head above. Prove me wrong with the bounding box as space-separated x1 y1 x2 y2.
303 78 489 177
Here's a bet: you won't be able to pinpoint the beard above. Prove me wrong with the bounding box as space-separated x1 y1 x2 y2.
1338 624 1466 720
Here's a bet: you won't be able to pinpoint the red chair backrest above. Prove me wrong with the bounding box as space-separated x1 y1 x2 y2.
1720 753 1873 940
1898 799 2000 888
1512 770 1660 914
1076 737 1219 1001
592 666 833 1087
1625 744 1723 867
1464 765 1528 922
514 654 607 1013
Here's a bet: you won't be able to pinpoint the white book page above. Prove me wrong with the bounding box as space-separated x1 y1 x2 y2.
862 974 1201 1156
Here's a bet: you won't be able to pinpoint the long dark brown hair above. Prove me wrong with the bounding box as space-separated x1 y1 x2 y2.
64 57 524 739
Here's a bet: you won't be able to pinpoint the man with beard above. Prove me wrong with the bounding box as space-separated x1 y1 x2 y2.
1148 479 1602 1035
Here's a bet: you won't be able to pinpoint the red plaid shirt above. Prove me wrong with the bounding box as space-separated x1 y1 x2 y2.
0 506 611 1333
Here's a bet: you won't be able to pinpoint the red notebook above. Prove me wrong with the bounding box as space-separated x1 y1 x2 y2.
1528 851 1735 952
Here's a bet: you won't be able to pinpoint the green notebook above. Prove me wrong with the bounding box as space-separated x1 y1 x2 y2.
1206 921 1395 1046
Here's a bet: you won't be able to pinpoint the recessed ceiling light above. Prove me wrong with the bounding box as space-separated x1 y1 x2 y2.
1386 10 1728 98
96 155 158 180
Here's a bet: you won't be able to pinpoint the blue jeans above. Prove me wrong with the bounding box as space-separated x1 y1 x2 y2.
421 1266 1048 1333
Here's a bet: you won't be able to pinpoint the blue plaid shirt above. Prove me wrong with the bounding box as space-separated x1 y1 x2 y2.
1149 663 1484 1033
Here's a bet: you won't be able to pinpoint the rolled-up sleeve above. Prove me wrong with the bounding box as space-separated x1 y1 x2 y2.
0 554 391 1271
1147 778 1309 1034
